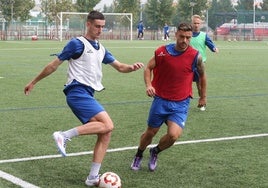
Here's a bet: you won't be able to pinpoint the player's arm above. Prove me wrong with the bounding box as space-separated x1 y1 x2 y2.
197 55 207 106
24 58 63 95
103 48 143 73
205 34 219 53
110 60 144 73
144 56 156 97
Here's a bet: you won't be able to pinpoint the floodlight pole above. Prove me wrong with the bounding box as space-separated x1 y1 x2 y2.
206 10 208 33
58 12 61 41
205 1 211 34
140 2 144 21
190 2 197 17
11 0 14 23
253 0 255 39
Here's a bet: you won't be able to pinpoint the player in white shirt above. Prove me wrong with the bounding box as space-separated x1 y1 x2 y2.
24 10 144 187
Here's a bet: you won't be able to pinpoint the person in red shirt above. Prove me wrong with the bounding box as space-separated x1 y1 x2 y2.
131 23 207 171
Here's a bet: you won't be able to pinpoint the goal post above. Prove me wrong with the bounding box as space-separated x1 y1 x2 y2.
57 12 133 41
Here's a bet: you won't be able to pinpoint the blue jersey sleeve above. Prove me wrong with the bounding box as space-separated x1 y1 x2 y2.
103 49 115 64
57 38 84 61
57 38 115 64
205 34 217 52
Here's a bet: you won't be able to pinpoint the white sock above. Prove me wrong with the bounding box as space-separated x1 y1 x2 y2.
63 128 79 139
89 162 101 178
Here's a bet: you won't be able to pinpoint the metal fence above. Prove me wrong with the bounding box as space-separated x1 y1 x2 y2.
1 21 268 41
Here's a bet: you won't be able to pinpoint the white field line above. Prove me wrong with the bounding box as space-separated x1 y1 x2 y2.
0 170 40 188
0 133 267 164
0 46 268 51
0 133 267 188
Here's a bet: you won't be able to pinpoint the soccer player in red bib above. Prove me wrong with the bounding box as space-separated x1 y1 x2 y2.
131 23 207 171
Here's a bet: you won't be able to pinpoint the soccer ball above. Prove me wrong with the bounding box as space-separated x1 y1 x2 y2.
98 172 122 188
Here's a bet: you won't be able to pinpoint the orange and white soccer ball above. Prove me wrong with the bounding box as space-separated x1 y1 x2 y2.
98 172 122 188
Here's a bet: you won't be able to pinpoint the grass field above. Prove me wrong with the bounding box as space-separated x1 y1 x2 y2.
0 39 268 188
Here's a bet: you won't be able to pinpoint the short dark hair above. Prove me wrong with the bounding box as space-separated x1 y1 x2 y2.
87 10 105 21
177 23 192 32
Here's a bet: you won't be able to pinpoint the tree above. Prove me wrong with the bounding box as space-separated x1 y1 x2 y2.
103 3 116 13
41 0 74 24
236 0 268 10
102 2 117 30
0 0 35 22
114 0 140 25
145 0 174 30
75 0 101 12
40 0 75 39
144 0 159 30
236 0 268 23
158 0 175 27
175 0 207 23
262 0 268 10
208 0 234 29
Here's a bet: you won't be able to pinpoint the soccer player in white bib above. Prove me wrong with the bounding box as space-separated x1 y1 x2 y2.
24 10 144 187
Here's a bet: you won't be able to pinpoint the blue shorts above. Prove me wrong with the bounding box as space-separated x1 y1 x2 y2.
147 96 190 129
63 80 104 124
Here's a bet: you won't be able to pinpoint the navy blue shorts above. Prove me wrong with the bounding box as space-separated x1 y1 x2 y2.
147 96 190 129
63 80 104 124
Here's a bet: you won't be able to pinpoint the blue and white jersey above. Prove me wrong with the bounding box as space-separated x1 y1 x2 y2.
57 37 115 91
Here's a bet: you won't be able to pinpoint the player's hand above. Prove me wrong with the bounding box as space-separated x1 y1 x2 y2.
132 62 144 71
198 96 206 107
24 83 34 95
146 86 155 97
